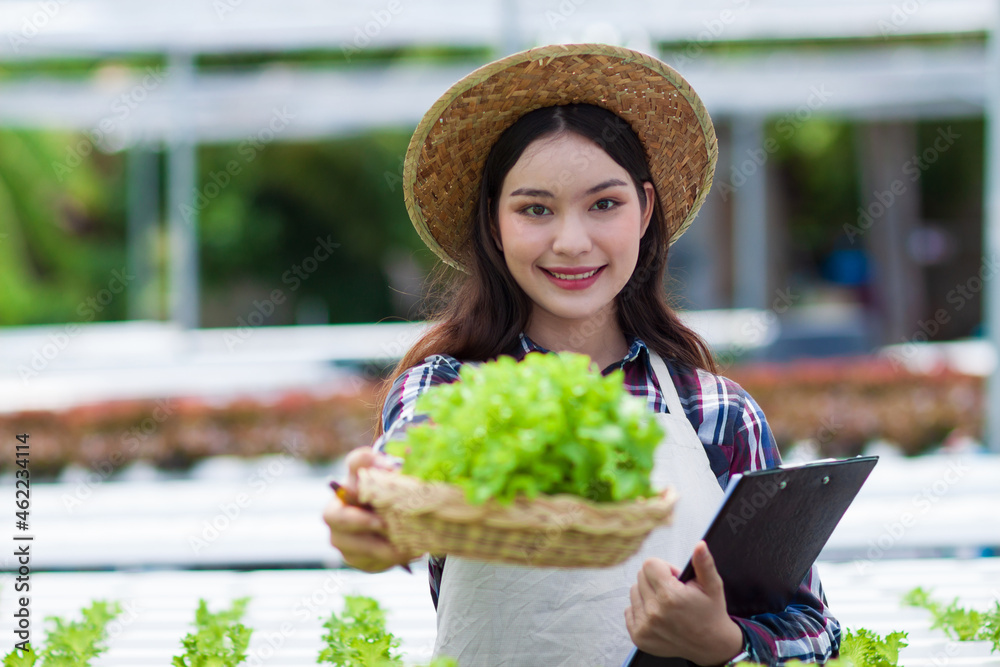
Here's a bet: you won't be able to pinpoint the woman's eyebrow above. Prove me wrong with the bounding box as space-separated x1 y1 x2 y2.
508 178 628 199
509 187 554 198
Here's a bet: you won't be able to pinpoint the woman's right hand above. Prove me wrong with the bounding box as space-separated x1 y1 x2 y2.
322 446 418 573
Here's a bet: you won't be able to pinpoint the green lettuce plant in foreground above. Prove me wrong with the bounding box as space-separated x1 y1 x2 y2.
2 600 121 667
735 628 908 667
172 597 252 667
838 629 909 667
2 594 454 667
387 352 664 505
318 595 455 667
903 586 1000 651
318 595 399 666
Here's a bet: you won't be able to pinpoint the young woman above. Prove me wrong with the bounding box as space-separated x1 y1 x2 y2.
323 43 841 667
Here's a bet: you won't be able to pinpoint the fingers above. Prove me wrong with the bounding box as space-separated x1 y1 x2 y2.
342 531 400 561
639 558 680 600
325 447 413 573
626 549 733 661
637 563 657 605
630 579 644 614
627 580 649 644
346 446 398 473
344 447 398 493
624 605 635 634
322 496 386 534
335 532 410 573
345 448 376 490
629 564 673 648
323 495 408 572
635 560 674 613
691 541 725 598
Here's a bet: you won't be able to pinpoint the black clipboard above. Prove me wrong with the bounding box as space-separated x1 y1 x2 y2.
623 455 878 667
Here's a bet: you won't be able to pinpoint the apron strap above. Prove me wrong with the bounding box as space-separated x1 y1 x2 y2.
647 351 685 417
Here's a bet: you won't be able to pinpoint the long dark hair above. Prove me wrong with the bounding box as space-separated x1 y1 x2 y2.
375 103 716 435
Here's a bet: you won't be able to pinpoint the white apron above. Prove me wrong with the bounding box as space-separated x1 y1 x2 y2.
432 352 726 666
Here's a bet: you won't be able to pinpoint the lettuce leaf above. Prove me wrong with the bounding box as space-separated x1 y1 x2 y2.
387 352 663 505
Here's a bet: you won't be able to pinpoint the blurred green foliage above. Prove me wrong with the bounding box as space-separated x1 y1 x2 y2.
196 131 434 326
765 116 983 296
0 39 987 328
659 31 986 58
767 118 860 280
0 128 128 325
0 126 437 326
0 48 485 327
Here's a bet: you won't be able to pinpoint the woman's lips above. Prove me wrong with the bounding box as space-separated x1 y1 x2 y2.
540 265 606 290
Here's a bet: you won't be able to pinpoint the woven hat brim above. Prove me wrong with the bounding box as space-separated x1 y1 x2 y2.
403 43 718 272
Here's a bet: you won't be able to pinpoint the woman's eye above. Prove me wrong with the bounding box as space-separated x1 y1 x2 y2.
591 198 618 211
521 204 550 216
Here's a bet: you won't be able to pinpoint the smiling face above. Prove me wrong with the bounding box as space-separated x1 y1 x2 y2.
496 131 655 348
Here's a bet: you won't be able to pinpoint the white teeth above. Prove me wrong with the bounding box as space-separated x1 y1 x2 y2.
549 268 599 280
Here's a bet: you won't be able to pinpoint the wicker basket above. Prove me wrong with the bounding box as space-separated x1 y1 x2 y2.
358 468 677 568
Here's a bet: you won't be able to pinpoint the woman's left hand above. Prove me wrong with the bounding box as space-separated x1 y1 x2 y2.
624 540 745 666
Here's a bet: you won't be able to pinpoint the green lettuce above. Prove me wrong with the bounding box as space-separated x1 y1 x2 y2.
387 351 664 505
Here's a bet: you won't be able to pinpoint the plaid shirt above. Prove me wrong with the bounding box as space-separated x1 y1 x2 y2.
373 333 841 666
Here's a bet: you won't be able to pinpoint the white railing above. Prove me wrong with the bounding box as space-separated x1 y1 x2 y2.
0 311 774 412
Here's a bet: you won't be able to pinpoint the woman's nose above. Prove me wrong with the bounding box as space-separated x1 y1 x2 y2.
550 213 593 256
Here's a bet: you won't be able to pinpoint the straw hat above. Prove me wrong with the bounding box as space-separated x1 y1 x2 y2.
402 42 718 272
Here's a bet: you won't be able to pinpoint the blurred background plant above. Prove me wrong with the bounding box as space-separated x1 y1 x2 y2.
0 126 127 324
